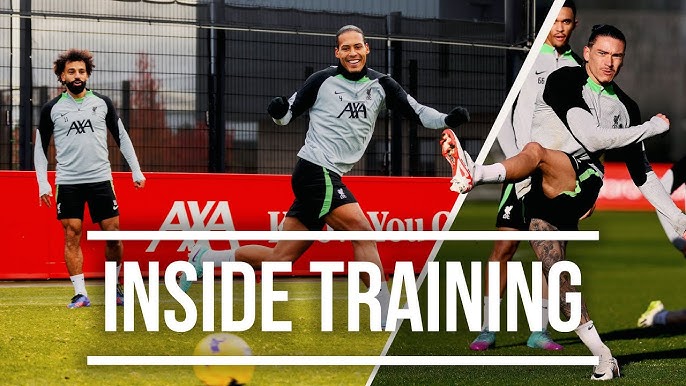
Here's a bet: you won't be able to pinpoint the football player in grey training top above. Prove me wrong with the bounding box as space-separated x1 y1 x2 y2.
469 0 582 352
179 25 469 329
35 49 145 309
446 25 686 380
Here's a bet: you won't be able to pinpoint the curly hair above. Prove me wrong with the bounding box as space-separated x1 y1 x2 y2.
53 49 95 82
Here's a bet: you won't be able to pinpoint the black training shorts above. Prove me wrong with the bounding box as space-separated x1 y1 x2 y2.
286 158 357 231
55 181 119 223
495 182 529 231
524 154 603 231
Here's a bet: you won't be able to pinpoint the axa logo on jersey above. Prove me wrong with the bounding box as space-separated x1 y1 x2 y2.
66 119 94 136
337 102 367 119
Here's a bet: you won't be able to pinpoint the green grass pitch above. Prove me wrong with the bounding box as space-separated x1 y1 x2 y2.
2 201 686 385
372 200 686 385
0 278 389 385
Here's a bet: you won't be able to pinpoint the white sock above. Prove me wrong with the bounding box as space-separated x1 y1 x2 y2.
70 273 88 296
116 264 122 284
201 249 236 266
575 320 611 357
541 298 550 331
481 296 502 331
376 281 391 327
474 163 506 185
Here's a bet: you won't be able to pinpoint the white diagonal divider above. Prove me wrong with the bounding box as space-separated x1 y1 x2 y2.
368 0 581 385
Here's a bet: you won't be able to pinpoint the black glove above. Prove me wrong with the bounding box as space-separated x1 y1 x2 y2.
444 106 470 128
267 96 290 119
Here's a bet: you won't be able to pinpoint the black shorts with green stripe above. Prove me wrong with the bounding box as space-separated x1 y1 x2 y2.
287 158 357 230
495 183 529 230
524 154 603 231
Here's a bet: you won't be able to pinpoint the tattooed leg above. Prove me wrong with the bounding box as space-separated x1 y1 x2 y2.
529 218 589 325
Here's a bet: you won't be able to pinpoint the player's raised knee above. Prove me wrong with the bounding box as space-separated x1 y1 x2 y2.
521 142 546 158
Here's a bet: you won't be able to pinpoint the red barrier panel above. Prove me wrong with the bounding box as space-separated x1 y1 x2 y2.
9 162 678 280
2 171 457 279
596 162 684 211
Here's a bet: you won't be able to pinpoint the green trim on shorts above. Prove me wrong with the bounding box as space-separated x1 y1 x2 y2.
319 167 333 218
55 185 59 201
498 183 514 211
561 167 602 197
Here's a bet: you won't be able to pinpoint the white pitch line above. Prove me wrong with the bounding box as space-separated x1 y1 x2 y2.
87 230 598 241
88 355 599 366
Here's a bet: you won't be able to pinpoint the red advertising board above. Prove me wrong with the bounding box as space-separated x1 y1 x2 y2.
7 162 679 280
2 171 457 279
595 162 684 211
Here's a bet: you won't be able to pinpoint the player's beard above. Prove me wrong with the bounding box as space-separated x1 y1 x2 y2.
65 80 86 95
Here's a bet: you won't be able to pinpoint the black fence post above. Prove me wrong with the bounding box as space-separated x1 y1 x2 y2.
206 29 216 173
505 0 525 89
0 91 8 168
408 59 418 176
121 80 131 171
18 0 32 171
215 28 226 173
207 0 225 173
389 11 403 176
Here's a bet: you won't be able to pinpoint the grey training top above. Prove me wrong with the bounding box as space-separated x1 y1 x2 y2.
531 66 685 235
497 43 582 158
34 90 144 195
274 65 448 175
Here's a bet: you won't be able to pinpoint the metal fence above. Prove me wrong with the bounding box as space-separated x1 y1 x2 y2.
0 0 525 176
